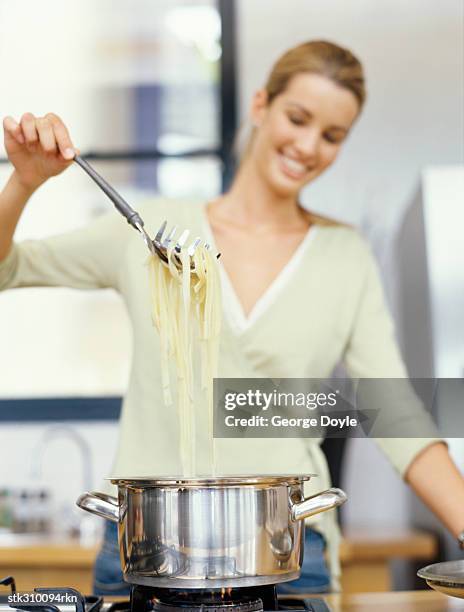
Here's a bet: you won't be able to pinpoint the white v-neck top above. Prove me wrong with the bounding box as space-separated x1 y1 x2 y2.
0 197 441 587
202 217 318 333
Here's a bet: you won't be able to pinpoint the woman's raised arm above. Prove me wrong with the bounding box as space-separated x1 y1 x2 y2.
0 113 76 261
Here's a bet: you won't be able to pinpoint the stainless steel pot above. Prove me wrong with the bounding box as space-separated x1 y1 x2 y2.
77 475 346 588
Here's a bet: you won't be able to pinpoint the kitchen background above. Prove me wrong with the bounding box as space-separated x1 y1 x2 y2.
0 0 463 591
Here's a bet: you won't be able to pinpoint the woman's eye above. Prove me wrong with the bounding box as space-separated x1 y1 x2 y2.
324 133 342 144
288 115 305 126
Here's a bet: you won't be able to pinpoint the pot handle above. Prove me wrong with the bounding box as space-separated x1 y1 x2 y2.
76 491 119 523
290 487 347 522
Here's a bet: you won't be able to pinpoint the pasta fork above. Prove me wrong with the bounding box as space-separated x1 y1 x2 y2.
153 221 215 270
74 155 217 273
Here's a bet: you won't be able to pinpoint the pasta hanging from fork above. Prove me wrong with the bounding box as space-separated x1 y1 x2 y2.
148 245 222 476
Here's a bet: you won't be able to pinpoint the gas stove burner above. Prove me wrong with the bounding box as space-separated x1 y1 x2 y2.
149 589 263 612
150 594 263 612
130 585 277 612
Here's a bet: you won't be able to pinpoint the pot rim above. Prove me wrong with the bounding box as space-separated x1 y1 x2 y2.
108 474 316 487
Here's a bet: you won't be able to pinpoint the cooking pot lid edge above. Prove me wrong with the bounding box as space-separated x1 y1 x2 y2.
107 474 316 486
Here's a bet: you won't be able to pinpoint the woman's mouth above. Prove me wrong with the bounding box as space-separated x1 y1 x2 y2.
278 153 310 180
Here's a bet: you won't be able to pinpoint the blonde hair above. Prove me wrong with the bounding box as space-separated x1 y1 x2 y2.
237 40 366 159
265 40 365 108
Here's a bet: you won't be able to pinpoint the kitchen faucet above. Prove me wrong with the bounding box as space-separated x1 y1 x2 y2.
29 425 95 537
31 424 93 493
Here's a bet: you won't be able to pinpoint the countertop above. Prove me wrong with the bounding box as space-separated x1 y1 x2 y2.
1 533 456 609
0 534 98 567
321 590 464 610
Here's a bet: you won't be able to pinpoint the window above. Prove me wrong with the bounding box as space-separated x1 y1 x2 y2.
0 0 237 420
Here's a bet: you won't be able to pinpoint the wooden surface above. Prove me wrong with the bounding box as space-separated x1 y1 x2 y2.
339 527 438 561
338 528 437 593
0 536 98 593
321 590 464 611
0 542 99 567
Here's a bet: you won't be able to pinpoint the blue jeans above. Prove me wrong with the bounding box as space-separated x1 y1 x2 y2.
276 528 330 594
93 522 330 595
93 521 130 595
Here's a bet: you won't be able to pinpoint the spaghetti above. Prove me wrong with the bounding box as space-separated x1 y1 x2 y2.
148 246 221 476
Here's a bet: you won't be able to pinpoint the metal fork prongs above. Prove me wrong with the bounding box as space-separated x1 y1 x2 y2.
152 220 215 271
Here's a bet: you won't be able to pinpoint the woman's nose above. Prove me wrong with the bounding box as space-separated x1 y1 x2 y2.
294 129 320 160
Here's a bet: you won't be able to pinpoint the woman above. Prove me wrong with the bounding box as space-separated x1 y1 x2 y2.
1 41 463 595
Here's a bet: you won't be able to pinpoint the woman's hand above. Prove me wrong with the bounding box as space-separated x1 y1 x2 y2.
2 112 77 191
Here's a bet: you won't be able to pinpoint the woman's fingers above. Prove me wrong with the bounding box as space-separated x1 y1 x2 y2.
3 116 25 145
36 116 57 156
3 112 76 186
45 113 75 160
15 112 75 161
20 112 39 152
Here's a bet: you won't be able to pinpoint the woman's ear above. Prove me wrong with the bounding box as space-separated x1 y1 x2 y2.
250 89 268 127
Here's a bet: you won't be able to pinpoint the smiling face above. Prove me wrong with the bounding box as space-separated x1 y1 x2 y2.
249 72 361 198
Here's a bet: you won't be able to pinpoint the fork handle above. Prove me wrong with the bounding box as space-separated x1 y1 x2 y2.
74 155 144 230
